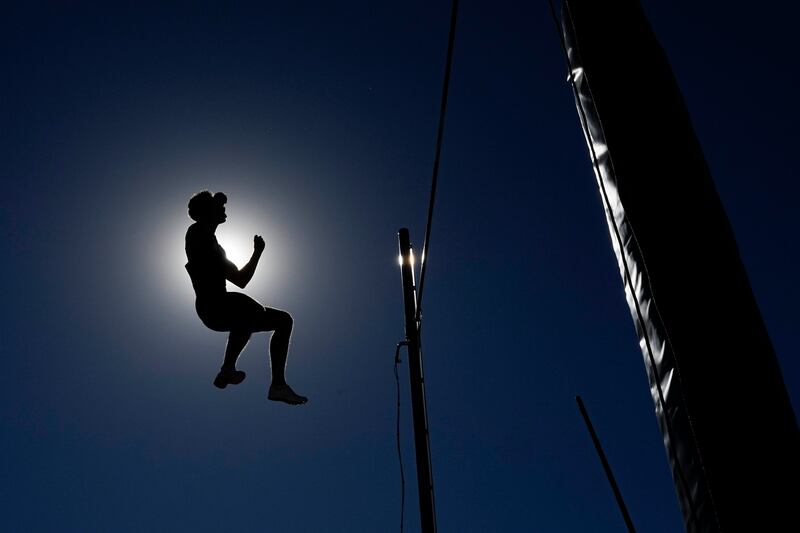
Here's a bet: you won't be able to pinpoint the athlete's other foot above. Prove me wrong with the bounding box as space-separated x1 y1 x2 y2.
213 368 246 389
268 383 308 405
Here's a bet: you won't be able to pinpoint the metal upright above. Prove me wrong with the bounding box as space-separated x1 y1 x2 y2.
576 395 637 533
397 227 437 533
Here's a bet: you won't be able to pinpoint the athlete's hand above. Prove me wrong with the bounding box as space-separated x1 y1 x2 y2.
254 235 266 255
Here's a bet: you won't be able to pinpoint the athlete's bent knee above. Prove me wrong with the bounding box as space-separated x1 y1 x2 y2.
280 311 293 329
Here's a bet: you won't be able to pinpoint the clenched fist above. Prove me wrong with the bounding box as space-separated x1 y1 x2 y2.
254 235 266 254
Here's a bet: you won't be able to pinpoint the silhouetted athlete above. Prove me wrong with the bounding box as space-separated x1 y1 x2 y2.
185 190 307 405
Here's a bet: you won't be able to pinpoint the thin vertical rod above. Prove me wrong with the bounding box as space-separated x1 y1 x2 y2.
416 0 460 322
398 228 437 533
576 395 637 533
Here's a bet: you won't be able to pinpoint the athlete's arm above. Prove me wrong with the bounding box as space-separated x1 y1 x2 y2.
225 235 265 289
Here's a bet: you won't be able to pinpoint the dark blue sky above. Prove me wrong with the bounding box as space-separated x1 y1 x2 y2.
2 1 798 532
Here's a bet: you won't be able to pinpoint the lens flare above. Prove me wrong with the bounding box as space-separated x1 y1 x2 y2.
398 250 415 267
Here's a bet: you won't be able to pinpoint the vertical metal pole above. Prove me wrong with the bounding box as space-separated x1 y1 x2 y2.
398 228 437 533
576 395 637 533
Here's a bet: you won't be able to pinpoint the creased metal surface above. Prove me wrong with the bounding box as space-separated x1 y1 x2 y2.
561 1 799 531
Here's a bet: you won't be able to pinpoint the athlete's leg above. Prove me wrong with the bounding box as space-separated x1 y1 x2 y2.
207 293 259 389
224 295 292 382
222 330 251 371
212 329 250 388
258 308 293 387
256 307 306 405
220 293 306 403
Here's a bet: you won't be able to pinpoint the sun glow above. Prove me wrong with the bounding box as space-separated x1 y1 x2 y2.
216 232 253 267
152 186 293 319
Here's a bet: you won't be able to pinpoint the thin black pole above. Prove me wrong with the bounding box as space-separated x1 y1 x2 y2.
416 0 459 322
576 395 637 533
398 228 437 533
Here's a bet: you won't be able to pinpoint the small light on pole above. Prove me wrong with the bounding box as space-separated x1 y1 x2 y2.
398 249 416 267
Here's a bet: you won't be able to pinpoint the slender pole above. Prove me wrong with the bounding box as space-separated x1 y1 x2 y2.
416 0 459 322
398 228 437 533
576 395 637 533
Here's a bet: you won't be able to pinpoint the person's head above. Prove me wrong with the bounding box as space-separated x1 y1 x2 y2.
187 190 227 224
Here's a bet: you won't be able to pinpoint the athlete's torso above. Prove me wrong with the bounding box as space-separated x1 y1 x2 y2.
185 223 228 299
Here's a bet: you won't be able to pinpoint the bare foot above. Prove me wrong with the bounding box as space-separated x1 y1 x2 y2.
268 383 308 405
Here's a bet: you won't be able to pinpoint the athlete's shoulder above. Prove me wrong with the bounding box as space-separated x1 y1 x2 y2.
186 222 210 241
186 223 213 250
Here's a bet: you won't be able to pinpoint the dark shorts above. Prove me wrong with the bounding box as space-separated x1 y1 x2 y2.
195 292 291 333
